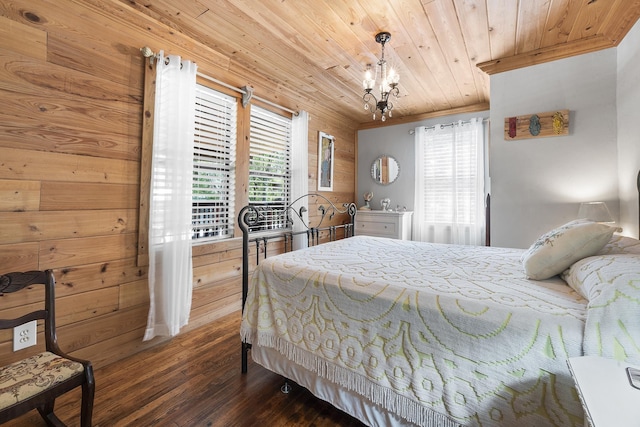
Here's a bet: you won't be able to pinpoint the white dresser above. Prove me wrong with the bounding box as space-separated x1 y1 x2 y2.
355 210 413 240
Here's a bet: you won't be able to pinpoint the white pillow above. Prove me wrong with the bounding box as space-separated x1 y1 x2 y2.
562 254 640 300
521 219 620 280
597 234 640 255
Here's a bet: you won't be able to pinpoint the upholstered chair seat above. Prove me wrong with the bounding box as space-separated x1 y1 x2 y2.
0 351 86 410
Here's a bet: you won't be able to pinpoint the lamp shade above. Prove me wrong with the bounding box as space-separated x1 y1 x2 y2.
577 202 614 223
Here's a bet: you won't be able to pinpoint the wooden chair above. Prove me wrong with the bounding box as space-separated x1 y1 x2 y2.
0 270 94 426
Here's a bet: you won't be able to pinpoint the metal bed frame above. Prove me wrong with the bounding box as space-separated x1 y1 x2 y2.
238 194 357 373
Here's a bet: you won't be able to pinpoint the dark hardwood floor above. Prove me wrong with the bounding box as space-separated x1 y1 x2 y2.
4 311 365 427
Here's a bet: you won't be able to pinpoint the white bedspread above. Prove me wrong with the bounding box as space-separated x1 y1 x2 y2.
241 236 587 426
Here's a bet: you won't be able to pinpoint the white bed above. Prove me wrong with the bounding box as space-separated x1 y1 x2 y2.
239 196 640 426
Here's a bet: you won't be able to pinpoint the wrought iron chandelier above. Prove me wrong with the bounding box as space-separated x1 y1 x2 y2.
363 32 400 121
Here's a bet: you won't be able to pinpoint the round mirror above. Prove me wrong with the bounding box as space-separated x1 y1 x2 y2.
371 155 400 185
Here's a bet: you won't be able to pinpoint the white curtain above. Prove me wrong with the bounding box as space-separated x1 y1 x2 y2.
291 111 309 250
413 118 485 245
144 51 197 341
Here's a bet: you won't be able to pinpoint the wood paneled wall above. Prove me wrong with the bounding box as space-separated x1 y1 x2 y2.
0 0 356 368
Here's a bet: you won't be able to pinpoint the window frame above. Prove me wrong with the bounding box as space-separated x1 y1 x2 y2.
246 104 293 233
191 83 238 244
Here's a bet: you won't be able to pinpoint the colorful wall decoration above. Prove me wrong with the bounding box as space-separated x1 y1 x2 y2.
504 109 569 140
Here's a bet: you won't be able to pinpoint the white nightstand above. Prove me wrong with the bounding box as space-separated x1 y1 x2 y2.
567 356 640 427
355 210 412 240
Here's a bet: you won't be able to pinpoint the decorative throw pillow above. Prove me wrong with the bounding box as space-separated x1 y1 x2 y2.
521 219 620 280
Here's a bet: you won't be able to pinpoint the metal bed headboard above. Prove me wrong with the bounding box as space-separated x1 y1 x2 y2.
238 194 357 373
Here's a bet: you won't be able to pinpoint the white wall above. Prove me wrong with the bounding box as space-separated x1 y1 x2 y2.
617 19 640 238
357 111 488 211
358 22 640 246
490 48 620 248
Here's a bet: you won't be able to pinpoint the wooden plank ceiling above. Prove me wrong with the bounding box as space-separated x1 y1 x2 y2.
121 0 640 125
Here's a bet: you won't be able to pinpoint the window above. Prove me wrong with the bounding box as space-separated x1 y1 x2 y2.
140 66 298 259
414 118 485 245
422 127 477 224
192 84 237 241
248 106 292 232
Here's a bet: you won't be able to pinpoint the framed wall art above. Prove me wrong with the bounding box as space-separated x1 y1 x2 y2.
318 131 334 191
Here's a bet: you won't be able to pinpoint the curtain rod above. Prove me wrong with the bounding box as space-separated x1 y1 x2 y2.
140 48 298 115
408 117 489 134
196 72 298 115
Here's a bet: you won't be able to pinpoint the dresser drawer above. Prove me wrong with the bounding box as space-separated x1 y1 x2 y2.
356 219 398 237
354 210 412 240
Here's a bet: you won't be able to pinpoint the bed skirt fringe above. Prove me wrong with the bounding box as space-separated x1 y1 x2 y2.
240 328 462 427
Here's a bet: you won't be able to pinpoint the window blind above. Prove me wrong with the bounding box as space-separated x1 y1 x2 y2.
421 125 478 225
248 106 292 231
192 84 237 241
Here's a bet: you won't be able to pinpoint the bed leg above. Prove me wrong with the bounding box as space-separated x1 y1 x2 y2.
281 379 292 394
241 342 250 373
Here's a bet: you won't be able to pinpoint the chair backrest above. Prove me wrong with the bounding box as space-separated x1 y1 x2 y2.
0 270 60 354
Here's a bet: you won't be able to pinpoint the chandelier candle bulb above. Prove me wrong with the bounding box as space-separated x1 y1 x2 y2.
389 68 399 84
363 67 375 90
